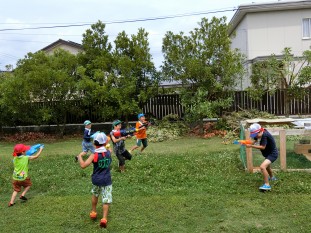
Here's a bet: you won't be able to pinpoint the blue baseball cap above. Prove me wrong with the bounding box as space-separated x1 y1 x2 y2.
138 113 144 119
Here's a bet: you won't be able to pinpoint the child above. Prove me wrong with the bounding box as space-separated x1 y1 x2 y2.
75 120 95 162
77 132 112 228
110 119 132 172
130 113 149 153
246 123 278 191
9 144 44 207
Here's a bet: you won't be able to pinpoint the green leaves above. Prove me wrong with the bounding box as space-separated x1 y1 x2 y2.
162 16 244 123
249 47 311 116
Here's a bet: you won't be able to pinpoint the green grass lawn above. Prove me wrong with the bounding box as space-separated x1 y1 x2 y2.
0 137 310 232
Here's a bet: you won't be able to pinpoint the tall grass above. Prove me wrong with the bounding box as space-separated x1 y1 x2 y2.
0 137 310 232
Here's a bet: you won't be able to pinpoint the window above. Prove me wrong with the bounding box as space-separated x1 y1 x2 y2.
302 18 311 39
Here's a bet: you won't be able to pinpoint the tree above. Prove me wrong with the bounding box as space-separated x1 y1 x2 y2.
162 16 244 126
111 28 160 122
2 50 81 136
78 21 160 123
77 20 116 121
248 47 311 116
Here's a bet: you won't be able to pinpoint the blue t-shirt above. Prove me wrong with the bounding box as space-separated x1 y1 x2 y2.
92 151 112 186
256 130 278 158
83 128 92 142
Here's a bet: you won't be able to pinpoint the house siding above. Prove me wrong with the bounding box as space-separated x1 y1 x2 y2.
230 6 311 90
246 9 311 60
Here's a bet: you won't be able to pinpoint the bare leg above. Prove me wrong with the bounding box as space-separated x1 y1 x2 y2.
92 195 98 212
103 203 110 220
260 159 272 185
130 145 139 152
21 186 31 197
10 191 18 204
267 165 273 178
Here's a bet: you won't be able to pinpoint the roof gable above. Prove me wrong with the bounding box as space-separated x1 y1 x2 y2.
41 39 82 52
229 0 311 35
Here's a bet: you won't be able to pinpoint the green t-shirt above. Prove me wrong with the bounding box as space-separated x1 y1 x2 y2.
12 155 29 181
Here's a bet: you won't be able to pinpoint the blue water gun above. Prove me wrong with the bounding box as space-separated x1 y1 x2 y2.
26 144 44 156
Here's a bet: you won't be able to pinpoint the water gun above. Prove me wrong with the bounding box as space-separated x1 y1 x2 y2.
233 140 253 145
90 131 100 139
112 128 138 137
26 144 44 156
139 119 155 129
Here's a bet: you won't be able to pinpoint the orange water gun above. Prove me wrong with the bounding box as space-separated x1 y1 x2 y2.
233 139 253 145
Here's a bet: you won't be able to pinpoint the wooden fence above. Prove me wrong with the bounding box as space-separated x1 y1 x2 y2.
142 89 311 119
230 89 311 115
142 94 185 119
15 89 311 125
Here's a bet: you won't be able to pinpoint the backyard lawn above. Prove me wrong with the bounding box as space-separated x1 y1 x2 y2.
0 137 310 232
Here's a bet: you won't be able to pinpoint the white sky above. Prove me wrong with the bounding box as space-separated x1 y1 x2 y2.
0 0 278 70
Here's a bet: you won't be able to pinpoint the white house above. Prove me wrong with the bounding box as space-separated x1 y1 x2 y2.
229 0 311 89
41 39 83 55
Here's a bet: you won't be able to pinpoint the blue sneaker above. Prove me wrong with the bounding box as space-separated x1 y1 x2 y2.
259 184 271 190
269 176 277 181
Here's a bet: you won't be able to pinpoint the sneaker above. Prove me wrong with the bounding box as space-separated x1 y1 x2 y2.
89 211 97 220
8 202 15 207
259 184 271 190
269 176 277 181
100 218 107 228
20 195 28 201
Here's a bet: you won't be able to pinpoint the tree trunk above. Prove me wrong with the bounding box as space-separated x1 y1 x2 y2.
284 89 290 117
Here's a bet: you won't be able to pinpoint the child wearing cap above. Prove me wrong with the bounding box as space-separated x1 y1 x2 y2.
130 113 149 154
110 119 132 172
8 144 44 207
246 123 278 191
77 132 112 228
75 120 95 162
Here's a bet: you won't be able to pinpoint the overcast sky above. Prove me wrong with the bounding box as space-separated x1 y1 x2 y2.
0 0 280 70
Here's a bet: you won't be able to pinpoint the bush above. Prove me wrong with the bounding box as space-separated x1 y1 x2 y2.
147 114 189 142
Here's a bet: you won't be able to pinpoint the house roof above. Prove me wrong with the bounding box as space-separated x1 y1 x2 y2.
229 0 311 35
41 39 82 52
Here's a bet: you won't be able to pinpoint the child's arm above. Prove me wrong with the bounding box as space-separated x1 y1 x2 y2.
78 153 94 169
28 147 44 160
246 144 266 150
111 134 127 143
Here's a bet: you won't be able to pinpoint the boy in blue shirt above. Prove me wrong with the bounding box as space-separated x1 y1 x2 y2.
246 123 278 191
77 132 112 228
75 120 95 162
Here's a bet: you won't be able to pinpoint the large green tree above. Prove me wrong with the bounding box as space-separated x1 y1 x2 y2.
77 20 116 121
248 47 311 116
2 50 81 136
162 16 244 124
111 28 159 122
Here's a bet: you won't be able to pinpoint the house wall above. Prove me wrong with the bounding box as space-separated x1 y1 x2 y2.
230 8 311 90
247 9 311 59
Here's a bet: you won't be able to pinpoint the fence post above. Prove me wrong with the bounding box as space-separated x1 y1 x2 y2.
279 130 286 171
245 129 253 173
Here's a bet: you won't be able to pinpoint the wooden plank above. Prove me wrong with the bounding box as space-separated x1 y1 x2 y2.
266 128 311 136
279 130 286 171
245 129 253 173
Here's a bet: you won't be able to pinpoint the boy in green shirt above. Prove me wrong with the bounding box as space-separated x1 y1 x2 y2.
8 144 44 207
